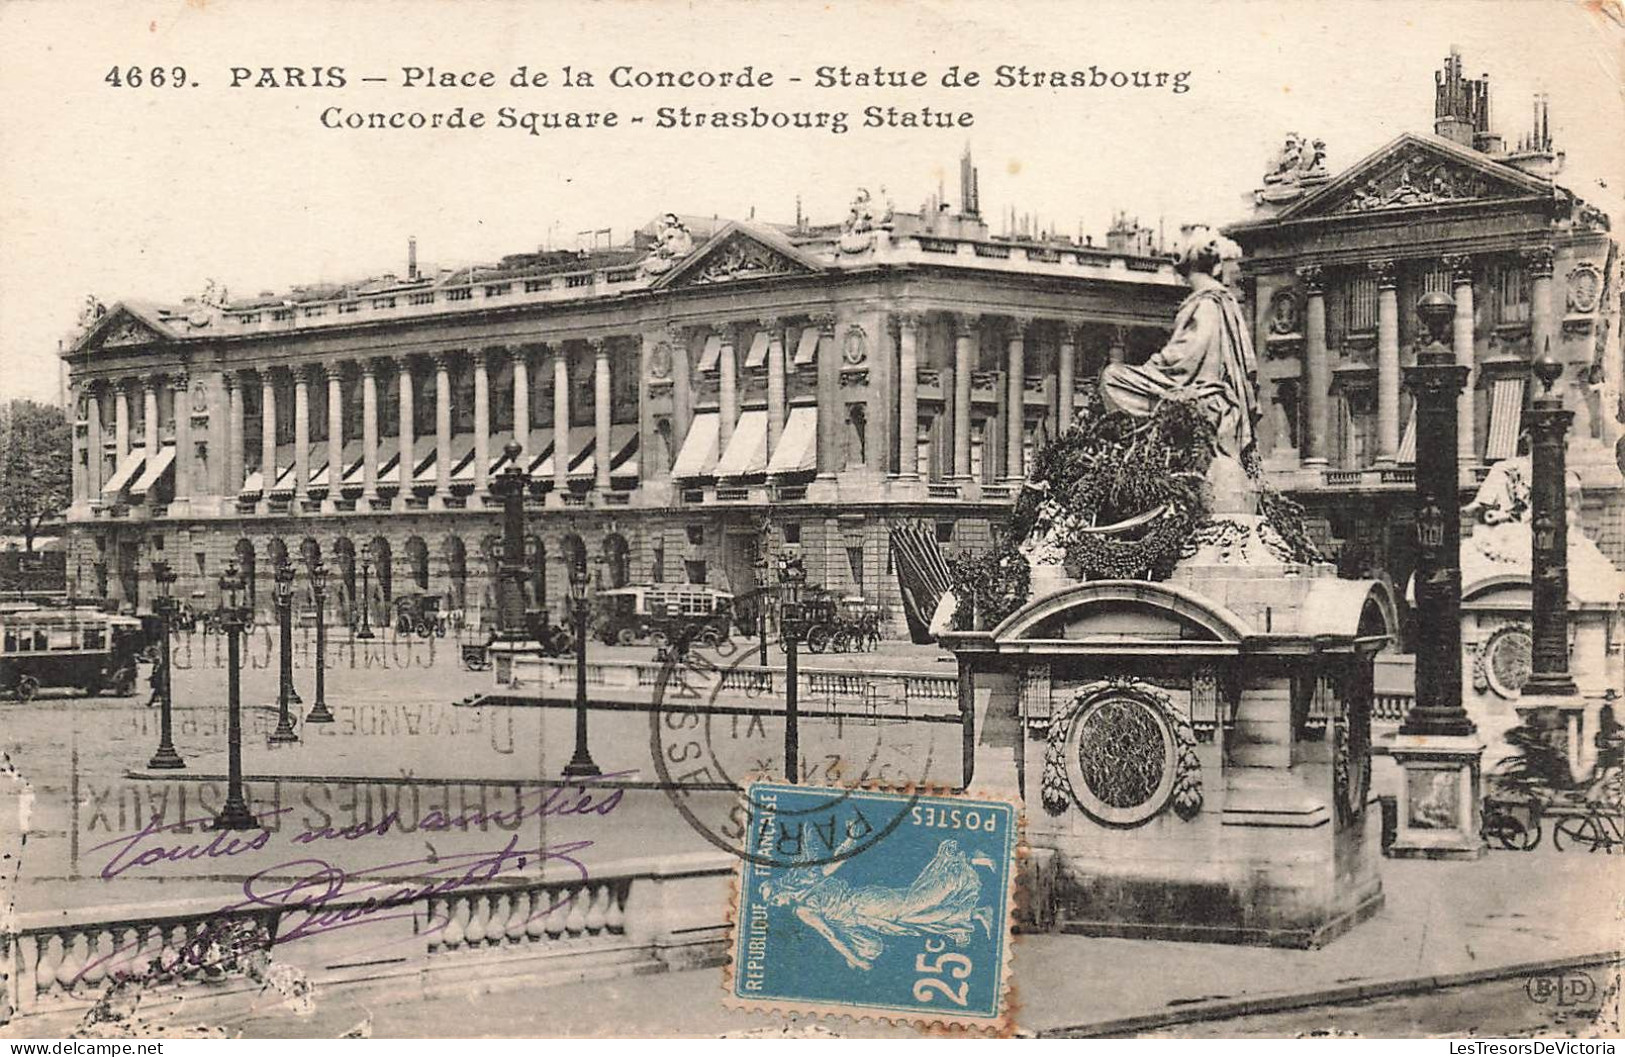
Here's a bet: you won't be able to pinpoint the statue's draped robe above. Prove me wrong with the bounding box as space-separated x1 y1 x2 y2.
1099 288 1260 462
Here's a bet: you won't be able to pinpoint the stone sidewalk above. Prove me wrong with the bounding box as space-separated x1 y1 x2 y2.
149 848 1625 1038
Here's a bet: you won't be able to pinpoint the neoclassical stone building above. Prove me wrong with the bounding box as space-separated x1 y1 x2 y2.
63 181 1186 626
1227 49 1623 608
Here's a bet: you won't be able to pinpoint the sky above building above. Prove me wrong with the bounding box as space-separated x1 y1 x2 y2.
2 0 1620 405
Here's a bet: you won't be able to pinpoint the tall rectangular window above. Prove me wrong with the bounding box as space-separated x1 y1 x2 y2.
1492 262 1530 325
1345 273 1377 334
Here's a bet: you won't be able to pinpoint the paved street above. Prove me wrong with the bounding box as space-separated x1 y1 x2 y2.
3 627 1620 1038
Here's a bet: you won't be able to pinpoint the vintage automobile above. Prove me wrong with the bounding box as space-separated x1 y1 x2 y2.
393 593 448 638
0 602 145 700
595 584 734 648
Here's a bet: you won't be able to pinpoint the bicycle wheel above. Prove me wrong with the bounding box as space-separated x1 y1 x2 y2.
1482 811 1527 852
1553 815 1602 853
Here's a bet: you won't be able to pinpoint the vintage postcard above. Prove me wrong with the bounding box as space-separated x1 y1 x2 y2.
1 0 1622 1043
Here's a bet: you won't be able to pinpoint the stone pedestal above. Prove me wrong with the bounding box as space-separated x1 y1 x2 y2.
489 638 543 687
1386 734 1485 860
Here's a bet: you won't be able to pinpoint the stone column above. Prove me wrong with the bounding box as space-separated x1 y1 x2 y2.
86 384 103 496
718 325 738 454
397 357 415 497
114 381 130 462
593 338 611 490
1300 266 1330 466
361 360 379 503
326 365 343 510
553 345 570 492
1058 325 1077 431
764 317 786 453
512 347 531 455
473 350 491 494
1005 318 1028 482
1444 255 1477 464
143 378 160 458
172 374 191 500
1374 260 1401 465
1524 352 1579 698
293 366 311 502
1525 246 1557 371
259 371 277 484
671 325 693 445
435 353 453 498
953 314 975 479
897 312 921 479
1401 293 1473 739
814 316 839 477
226 373 243 494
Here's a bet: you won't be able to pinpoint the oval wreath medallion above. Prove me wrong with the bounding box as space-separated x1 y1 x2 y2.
1042 679 1202 826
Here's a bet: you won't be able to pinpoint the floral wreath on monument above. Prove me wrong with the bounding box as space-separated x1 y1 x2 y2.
1040 676 1203 823
950 388 1320 628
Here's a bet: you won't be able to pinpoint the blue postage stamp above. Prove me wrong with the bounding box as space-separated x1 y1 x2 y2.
729 782 1019 1030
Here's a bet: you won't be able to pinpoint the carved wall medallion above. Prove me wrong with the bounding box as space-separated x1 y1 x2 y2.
1041 677 1202 825
1334 667 1372 826
1566 263 1602 315
841 325 868 367
1267 289 1300 335
1472 622 1533 699
648 341 673 381
191 378 209 413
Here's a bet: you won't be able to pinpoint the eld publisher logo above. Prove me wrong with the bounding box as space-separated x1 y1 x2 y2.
1525 970 1599 1007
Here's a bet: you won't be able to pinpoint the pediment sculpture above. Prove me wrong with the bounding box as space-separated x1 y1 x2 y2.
689 233 801 285
638 213 696 277
1337 151 1495 213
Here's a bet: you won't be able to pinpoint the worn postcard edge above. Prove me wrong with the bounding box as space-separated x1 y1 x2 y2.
719 778 1026 1037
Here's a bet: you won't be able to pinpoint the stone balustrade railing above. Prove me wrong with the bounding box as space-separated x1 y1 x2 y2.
3 856 733 1025
1373 690 1415 724
507 654 961 714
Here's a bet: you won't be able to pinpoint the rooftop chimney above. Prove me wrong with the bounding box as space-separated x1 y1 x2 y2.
408 236 419 281
1433 46 1491 150
960 145 980 219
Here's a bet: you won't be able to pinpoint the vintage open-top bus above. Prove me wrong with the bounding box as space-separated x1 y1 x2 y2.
0 603 145 700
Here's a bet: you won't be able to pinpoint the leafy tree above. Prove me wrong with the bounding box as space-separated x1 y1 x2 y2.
0 399 71 551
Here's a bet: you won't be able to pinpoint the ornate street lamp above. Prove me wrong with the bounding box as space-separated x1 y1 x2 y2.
269 561 299 744
561 550 601 778
212 560 259 830
754 552 771 665
147 560 184 770
356 545 375 640
1388 290 1481 860
778 549 807 784
1524 343 1579 699
305 558 335 723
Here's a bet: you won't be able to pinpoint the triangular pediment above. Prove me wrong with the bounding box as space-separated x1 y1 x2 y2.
1277 133 1554 221
72 303 172 353
650 221 826 289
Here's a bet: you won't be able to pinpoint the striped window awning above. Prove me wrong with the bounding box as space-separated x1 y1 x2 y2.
1396 407 1417 464
129 446 175 498
671 411 721 480
1484 376 1526 462
102 449 146 497
744 330 771 369
793 326 822 367
766 406 818 476
696 333 723 373
715 409 769 478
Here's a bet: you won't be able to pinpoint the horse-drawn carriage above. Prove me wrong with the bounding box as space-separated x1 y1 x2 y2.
802 593 882 654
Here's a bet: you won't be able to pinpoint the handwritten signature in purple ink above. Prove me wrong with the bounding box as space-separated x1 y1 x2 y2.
86 771 630 881
74 836 593 985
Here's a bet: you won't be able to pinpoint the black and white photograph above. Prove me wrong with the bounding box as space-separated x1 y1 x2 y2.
0 0 1621 1042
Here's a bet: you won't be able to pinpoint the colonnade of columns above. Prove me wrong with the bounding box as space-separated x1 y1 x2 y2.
1289 247 1555 468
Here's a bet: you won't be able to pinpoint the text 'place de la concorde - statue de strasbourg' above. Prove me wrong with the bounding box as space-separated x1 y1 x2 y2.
925 227 1399 948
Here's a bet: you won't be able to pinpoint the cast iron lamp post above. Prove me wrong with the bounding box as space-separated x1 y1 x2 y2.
147 560 184 770
754 552 771 665
778 551 807 784
212 561 259 830
269 561 300 744
356 546 376 640
1399 291 1474 739
1523 342 1580 699
305 558 335 723
561 551 602 778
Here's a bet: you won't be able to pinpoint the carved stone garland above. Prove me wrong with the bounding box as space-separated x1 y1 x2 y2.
1042 677 1202 825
